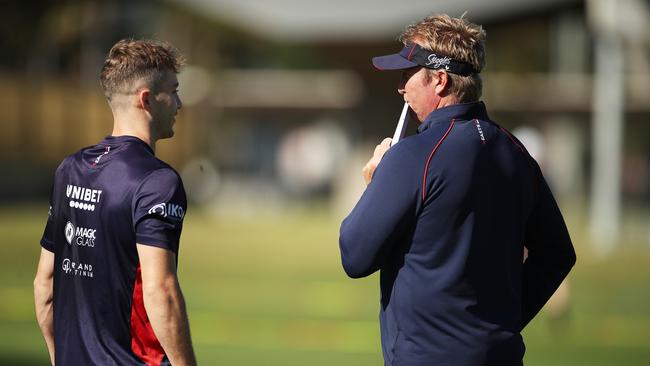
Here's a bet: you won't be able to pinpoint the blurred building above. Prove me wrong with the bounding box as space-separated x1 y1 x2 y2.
1 0 649 243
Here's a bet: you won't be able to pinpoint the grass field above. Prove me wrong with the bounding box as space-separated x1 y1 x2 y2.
1 203 649 365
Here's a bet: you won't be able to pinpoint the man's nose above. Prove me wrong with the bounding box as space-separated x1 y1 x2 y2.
397 78 406 95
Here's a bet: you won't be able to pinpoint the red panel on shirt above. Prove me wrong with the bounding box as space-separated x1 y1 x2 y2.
131 264 166 366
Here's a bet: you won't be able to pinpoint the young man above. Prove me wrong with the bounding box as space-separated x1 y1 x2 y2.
339 14 576 366
33 39 197 366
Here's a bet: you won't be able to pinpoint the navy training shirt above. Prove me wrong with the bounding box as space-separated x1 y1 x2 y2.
340 102 576 366
41 135 187 366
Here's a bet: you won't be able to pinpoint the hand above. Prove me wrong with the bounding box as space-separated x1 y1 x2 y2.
363 138 392 185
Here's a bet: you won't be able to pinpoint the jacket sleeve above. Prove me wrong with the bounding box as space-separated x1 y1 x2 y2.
339 144 420 278
521 164 576 328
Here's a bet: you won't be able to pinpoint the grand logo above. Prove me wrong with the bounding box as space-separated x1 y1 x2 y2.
62 258 93 278
63 221 96 247
148 202 185 220
62 258 70 273
66 184 102 211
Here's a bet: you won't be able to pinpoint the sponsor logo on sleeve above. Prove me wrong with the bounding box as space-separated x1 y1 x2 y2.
64 221 96 247
66 184 102 211
62 258 93 278
147 202 185 220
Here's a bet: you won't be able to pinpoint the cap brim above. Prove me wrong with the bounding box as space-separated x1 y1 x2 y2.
372 53 419 71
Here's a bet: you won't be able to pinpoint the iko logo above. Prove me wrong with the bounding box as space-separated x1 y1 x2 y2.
62 258 93 278
66 184 102 211
148 202 185 220
425 54 451 69
64 221 96 247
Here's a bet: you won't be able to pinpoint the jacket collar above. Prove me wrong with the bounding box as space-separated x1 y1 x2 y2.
417 101 490 133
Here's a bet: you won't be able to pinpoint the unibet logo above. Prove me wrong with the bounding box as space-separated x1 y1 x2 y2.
148 202 185 220
63 221 96 247
66 184 102 212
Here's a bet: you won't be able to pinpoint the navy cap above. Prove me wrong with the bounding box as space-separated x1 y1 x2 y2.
372 44 478 76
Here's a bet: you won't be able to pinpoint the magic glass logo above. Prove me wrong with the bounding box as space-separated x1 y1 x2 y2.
62 258 93 278
64 221 96 247
66 184 102 211
148 202 185 220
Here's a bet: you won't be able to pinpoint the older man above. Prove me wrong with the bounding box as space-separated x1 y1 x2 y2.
34 39 196 366
340 14 576 366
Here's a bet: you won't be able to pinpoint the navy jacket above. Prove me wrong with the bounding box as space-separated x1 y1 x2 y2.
339 102 576 366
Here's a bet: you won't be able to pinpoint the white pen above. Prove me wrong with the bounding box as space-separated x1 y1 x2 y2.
391 101 410 146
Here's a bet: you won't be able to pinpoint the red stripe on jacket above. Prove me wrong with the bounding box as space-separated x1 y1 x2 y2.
422 119 456 202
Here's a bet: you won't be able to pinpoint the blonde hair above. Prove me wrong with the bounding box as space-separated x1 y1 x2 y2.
399 14 486 102
100 39 185 101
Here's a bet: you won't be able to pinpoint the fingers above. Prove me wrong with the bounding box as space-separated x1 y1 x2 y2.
362 163 373 185
363 138 393 185
375 138 392 154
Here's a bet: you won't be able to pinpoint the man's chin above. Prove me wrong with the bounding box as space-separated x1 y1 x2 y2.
158 130 174 140
409 109 422 123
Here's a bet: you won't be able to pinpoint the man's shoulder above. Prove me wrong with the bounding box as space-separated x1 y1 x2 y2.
136 165 185 196
115 143 180 181
377 137 427 174
53 148 86 176
388 124 454 161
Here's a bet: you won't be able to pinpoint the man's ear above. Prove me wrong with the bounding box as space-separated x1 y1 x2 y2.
433 70 450 96
137 89 151 111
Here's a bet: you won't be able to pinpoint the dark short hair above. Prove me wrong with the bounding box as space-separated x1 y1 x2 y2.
99 39 185 101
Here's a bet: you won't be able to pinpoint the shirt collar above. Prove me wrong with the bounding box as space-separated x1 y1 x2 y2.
101 135 154 155
417 101 490 133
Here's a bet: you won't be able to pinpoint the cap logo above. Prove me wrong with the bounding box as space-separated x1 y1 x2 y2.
373 44 478 75
425 54 452 69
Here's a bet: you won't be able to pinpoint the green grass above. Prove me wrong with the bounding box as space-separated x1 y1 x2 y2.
1 203 649 365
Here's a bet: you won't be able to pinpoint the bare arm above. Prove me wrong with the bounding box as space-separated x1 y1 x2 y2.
137 244 196 366
34 248 55 365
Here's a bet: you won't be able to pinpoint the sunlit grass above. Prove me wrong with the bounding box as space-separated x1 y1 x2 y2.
1 203 649 365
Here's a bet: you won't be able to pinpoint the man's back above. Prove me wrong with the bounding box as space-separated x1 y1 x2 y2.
41 135 186 365
340 102 575 366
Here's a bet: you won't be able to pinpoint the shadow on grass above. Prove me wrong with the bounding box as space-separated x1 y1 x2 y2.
0 355 50 366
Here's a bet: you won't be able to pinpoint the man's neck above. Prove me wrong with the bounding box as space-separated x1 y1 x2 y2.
437 95 460 110
111 117 156 153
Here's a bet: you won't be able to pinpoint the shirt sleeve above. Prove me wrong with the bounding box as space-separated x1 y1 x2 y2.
339 144 420 278
521 163 576 329
40 163 64 253
40 196 56 253
132 168 187 253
